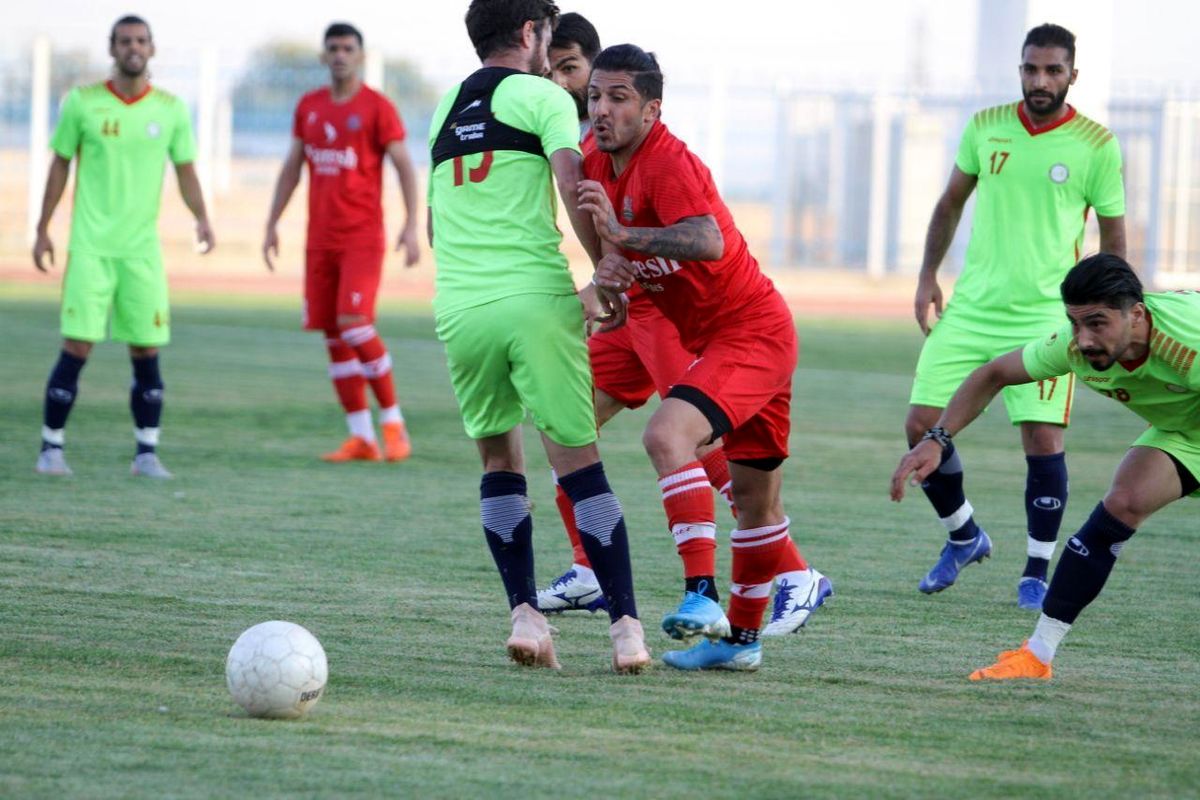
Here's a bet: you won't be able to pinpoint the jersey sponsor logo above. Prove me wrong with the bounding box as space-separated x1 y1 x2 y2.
304 144 358 175
987 136 1012 143
1066 536 1089 557
1165 383 1189 393
1033 496 1063 511
1049 163 1070 183
347 114 362 131
453 122 486 142
323 121 337 144
145 121 161 139
630 256 682 282
1083 376 1110 383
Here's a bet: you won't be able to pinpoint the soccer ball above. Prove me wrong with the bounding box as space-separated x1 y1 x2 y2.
226 620 328 719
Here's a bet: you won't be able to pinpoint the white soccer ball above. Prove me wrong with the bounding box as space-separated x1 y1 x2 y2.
226 620 328 719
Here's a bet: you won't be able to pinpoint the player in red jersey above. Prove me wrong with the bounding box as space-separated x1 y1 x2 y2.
581 44 822 670
263 22 419 463
536 18 831 638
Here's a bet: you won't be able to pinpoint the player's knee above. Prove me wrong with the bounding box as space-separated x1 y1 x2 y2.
1101 488 1152 528
642 420 687 467
63 339 93 360
904 407 939 447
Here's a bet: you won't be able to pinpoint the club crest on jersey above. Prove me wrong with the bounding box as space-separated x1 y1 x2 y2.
347 114 362 132
1048 163 1070 183
1165 383 1189 394
145 121 161 139
323 121 337 144
622 197 634 222
306 111 318 125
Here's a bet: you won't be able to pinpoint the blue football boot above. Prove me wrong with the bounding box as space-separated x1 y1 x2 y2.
660 581 731 640
662 638 762 671
918 530 992 594
1016 577 1048 610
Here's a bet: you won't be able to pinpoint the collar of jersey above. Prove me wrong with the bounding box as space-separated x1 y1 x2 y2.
105 80 153 106
1118 309 1153 372
1017 102 1076 136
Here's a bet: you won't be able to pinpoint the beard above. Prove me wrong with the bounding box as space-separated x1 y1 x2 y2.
1023 84 1069 116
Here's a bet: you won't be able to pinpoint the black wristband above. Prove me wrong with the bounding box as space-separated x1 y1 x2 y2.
922 426 953 449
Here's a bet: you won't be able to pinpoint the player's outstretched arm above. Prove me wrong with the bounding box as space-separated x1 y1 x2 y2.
915 166 976 335
1097 214 1127 261
386 140 420 267
550 148 601 266
32 155 71 273
262 139 304 271
577 179 723 262
890 348 1031 501
174 162 214 254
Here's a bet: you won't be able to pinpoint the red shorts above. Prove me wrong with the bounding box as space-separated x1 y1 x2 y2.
303 248 385 330
589 296 695 409
673 296 797 462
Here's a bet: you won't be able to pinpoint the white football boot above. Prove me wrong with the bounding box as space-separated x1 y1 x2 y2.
761 568 834 636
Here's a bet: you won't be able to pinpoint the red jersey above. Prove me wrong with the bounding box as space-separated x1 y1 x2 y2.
583 121 781 352
293 85 406 251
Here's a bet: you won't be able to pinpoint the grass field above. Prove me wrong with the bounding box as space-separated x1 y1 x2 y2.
1 292 1197 799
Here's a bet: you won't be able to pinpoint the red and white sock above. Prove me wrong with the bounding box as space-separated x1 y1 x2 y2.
342 323 401 414
699 447 737 518
325 331 370 436
658 461 716 578
774 535 809 582
729 518 791 631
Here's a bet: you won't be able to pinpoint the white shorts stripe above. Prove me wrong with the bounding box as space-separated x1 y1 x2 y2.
940 501 974 532
328 359 363 379
660 480 712 501
658 468 708 490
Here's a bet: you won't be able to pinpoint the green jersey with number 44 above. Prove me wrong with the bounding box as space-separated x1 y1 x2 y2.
50 81 196 257
1023 292 1200 435
948 102 1125 334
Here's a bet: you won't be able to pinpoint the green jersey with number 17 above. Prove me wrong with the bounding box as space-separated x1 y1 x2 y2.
946 102 1125 334
1023 292 1200 435
427 70 581 318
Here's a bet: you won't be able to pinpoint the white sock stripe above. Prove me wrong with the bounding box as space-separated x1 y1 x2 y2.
346 409 375 440
41 426 65 446
324 337 343 347
134 427 161 446
1026 536 1056 560
480 494 530 543
361 353 393 378
660 480 713 501
658 468 708 489
730 580 773 599
672 523 716 545
717 480 733 497
731 530 790 549
939 501 974 532
379 405 403 425
328 359 363 379
574 493 623 547
340 324 377 346
730 518 790 542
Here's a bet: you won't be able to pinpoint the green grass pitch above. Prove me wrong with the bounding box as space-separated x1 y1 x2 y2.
1 292 1197 798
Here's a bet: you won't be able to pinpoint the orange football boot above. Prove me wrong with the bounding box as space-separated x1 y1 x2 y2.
321 436 382 462
969 644 1052 681
381 421 412 462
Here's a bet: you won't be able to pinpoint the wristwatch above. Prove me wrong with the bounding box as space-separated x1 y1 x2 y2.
921 426 953 449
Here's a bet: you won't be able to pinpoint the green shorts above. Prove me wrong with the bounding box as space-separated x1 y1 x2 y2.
436 293 597 447
61 251 170 346
1134 427 1200 498
910 316 1074 426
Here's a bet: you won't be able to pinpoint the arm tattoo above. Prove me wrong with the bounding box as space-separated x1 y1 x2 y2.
617 216 722 261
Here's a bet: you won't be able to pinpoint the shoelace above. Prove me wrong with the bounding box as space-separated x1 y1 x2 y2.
550 570 577 589
769 580 796 620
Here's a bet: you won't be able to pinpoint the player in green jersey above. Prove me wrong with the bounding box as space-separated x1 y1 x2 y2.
32 15 213 479
906 23 1126 609
892 254 1199 680
427 0 648 674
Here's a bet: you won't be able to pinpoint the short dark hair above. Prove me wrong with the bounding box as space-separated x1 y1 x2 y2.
550 12 600 61
324 22 363 47
592 44 663 102
466 0 560 61
1023 23 1076 65
1061 253 1144 311
110 15 151 46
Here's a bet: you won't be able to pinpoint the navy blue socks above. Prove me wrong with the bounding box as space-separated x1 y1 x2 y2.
557 462 638 622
